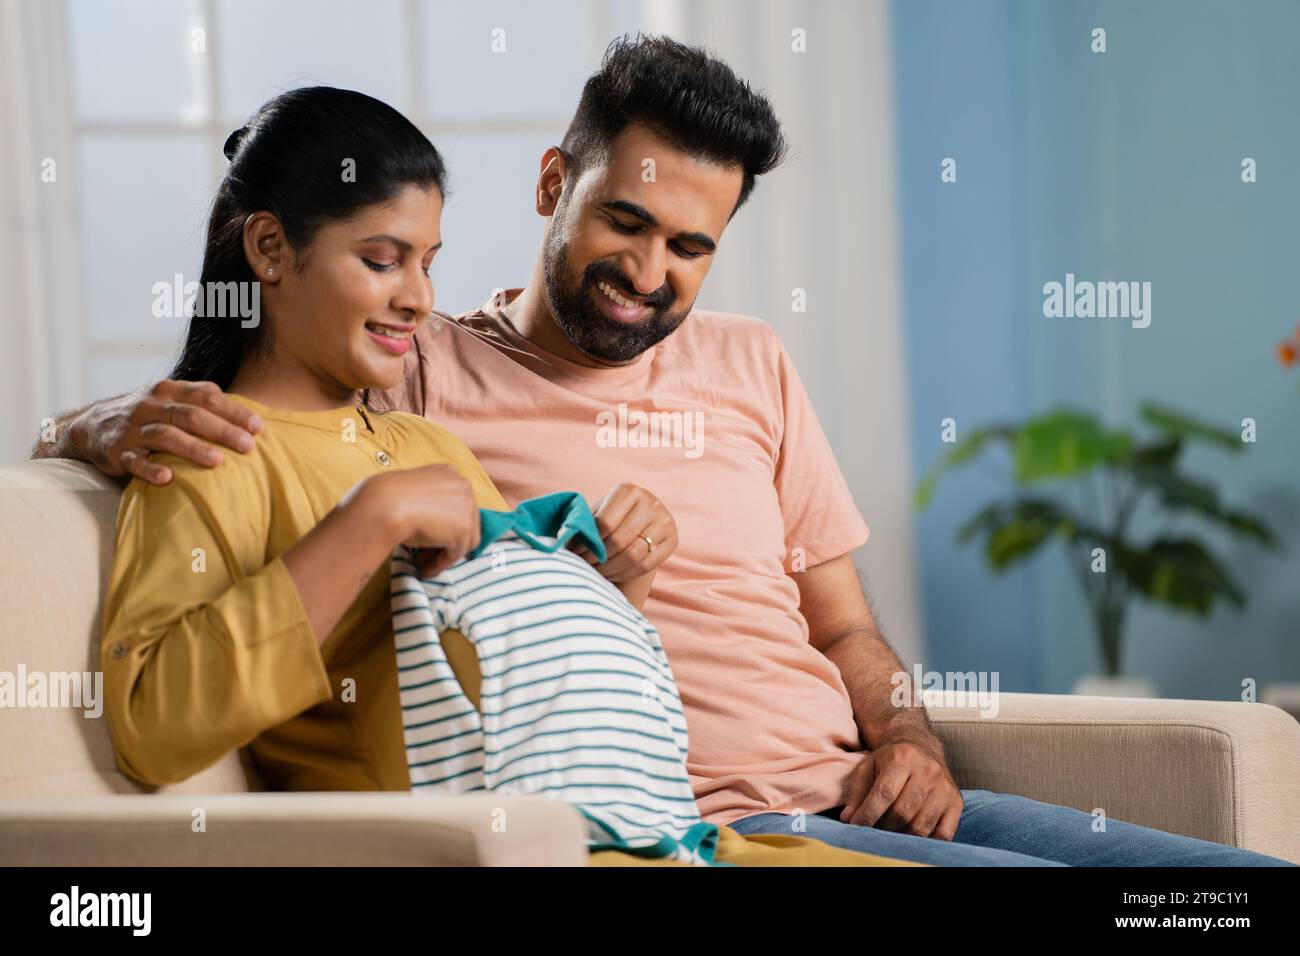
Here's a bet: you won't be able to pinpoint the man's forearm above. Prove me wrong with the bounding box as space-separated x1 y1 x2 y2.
30 406 92 461
27 381 267 486
823 626 941 756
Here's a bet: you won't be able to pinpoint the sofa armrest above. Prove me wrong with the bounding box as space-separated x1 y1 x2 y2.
0 792 588 866
927 692 1300 863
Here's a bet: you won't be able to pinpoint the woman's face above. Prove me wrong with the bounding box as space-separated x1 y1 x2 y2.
267 184 443 395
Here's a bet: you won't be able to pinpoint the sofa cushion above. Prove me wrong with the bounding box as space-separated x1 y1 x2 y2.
0 459 255 796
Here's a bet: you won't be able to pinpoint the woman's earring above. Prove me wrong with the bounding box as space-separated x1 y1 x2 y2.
266 268 274 277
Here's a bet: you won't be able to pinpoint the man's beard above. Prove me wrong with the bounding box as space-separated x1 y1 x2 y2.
542 231 691 364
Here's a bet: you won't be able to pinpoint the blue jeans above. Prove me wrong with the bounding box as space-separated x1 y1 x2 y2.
727 789 1294 866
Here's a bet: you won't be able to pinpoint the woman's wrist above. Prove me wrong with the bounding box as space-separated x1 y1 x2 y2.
344 474 405 550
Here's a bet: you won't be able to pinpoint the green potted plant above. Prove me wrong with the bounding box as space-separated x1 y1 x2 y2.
916 404 1278 695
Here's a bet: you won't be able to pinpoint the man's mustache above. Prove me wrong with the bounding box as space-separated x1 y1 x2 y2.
584 263 674 311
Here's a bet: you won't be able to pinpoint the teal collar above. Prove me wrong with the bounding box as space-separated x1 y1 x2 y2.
468 492 606 562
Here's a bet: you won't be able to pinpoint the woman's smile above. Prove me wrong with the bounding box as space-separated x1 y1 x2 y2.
364 319 416 356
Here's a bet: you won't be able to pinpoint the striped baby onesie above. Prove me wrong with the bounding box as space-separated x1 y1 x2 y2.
391 492 722 865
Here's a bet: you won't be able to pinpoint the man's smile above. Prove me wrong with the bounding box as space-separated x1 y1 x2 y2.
594 279 654 324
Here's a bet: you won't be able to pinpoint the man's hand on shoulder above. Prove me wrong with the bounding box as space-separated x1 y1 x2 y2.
67 380 263 485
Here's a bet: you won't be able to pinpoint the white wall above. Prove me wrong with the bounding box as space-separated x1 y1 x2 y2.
0 0 921 661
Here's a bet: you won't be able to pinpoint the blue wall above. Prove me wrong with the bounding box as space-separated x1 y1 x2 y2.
893 0 1038 689
893 0 1300 698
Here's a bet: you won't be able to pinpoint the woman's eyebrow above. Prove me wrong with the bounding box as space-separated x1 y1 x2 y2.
360 233 411 250
358 234 443 253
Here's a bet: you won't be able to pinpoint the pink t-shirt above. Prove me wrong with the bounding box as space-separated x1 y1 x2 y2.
370 291 870 825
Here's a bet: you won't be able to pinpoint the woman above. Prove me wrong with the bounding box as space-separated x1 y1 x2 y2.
99 87 905 867
100 85 671 792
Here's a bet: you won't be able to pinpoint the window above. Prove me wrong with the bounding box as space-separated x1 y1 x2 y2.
66 0 639 401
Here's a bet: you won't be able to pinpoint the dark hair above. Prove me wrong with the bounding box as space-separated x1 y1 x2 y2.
559 34 787 213
172 86 448 388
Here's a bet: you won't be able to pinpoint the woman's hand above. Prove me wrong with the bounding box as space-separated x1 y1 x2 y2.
571 483 678 610
283 463 482 643
357 464 482 578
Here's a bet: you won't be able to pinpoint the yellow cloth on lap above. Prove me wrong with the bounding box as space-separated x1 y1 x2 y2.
591 826 925 866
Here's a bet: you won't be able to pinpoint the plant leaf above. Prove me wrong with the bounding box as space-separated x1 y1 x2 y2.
954 498 1082 569
1012 409 1132 482
955 501 1006 545
1218 509 1279 547
1117 538 1245 614
1131 438 1182 468
914 425 1015 508
985 517 1058 568
1124 464 1277 547
1140 403 1241 451
1127 463 1218 512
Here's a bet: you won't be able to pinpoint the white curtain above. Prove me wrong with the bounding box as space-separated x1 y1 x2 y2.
645 0 924 663
0 0 83 465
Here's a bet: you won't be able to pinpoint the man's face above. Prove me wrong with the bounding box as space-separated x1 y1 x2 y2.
541 124 743 363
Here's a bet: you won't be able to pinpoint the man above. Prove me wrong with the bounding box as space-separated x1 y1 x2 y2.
38 35 1289 866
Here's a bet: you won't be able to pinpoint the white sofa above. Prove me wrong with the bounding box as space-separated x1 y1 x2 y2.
2 459 1297 865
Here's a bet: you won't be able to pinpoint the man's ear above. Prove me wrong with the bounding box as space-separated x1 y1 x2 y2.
536 146 567 217
243 211 287 282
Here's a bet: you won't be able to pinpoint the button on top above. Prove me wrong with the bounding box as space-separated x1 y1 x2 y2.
375 450 392 467
109 642 127 660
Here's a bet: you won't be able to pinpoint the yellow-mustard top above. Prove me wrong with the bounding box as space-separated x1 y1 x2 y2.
99 392 506 791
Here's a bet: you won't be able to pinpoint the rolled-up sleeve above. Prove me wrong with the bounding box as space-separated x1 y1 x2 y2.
99 470 332 786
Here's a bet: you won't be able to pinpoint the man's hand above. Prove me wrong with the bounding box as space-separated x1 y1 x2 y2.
575 483 677 581
570 483 678 610
840 735 963 840
793 554 963 839
68 380 262 485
